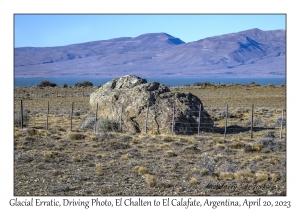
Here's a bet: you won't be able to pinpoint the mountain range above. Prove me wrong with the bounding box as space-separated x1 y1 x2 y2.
14 28 286 78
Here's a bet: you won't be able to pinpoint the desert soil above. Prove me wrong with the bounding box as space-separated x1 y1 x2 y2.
13 84 286 196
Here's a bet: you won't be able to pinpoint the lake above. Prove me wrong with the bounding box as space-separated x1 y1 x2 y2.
14 77 286 87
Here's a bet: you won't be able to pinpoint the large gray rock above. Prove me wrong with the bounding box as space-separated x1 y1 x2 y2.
90 75 213 134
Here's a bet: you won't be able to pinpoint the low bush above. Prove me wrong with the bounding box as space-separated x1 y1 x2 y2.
26 128 37 136
68 132 85 140
95 119 119 132
37 80 57 87
262 130 276 139
134 166 149 175
189 177 198 185
256 138 284 152
80 117 96 130
96 132 115 141
193 81 212 86
14 111 30 126
197 153 215 174
274 116 286 127
74 81 93 87
244 144 263 153
164 150 176 157
145 174 156 187
218 163 239 173
255 172 269 182
234 169 255 182
244 118 266 127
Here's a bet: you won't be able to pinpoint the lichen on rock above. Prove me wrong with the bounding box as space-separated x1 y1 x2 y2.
90 75 213 134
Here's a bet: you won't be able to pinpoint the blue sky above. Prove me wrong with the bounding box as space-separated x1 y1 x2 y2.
14 14 286 48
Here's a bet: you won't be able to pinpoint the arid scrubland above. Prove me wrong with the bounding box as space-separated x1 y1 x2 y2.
14 84 286 196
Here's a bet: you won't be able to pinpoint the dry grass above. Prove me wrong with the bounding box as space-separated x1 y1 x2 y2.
145 174 156 187
255 171 269 182
136 167 149 175
164 150 176 157
120 153 131 161
189 177 198 185
234 169 256 182
43 151 58 159
218 171 235 180
68 132 85 140
13 85 286 196
270 173 280 182
244 144 264 153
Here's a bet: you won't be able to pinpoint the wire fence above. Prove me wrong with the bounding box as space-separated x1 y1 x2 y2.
14 88 95 99
15 97 286 139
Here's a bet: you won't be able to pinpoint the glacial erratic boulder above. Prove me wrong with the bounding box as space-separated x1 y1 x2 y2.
90 75 213 134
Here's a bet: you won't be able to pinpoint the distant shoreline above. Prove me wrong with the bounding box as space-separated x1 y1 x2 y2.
14 77 286 87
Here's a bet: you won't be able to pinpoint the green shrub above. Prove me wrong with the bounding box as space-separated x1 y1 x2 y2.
37 80 57 87
74 81 93 87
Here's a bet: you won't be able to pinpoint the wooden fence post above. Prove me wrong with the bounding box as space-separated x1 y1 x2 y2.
280 106 284 139
95 103 98 134
20 100 23 129
172 103 175 136
70 102 74 131
145 101 149 134
46 101 49 131
224 104 228 138
250 104 254 138
198 104 202 136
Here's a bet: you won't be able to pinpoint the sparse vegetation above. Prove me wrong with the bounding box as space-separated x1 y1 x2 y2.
13 84 286 196
14 111 30 126
37 80 57 87
74 81 93 87
145 174 156 187
136 166 149 175
68 132 85 140
189 177 198 185
95 119 119 132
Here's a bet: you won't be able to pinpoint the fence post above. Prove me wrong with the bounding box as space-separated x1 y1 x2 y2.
95 103 98 134
70 102 74 131
119 103 123 132
145 101 149 134
198 104 202 136
224 104 228 138
250 104 254 138
280 106 284 139
172 103 175 136
20 100 23 129
46 101 49 131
